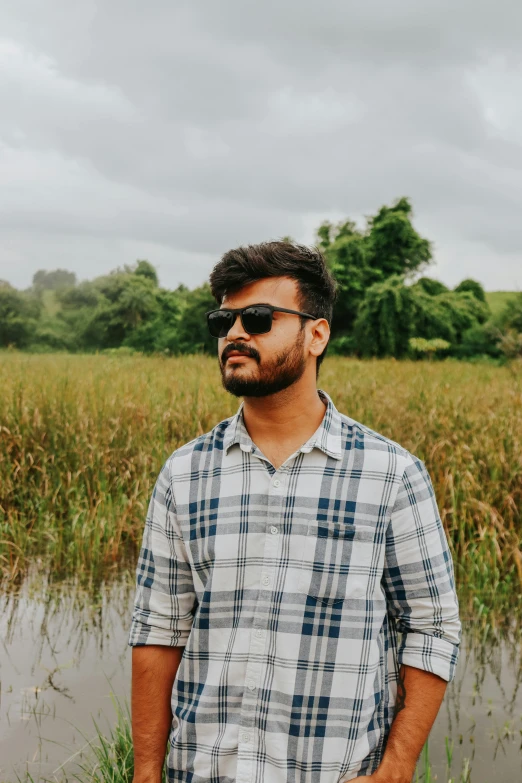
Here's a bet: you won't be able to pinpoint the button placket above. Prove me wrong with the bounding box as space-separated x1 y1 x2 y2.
237 470 286 783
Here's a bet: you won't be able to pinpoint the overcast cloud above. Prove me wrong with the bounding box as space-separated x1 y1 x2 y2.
1 0 522 291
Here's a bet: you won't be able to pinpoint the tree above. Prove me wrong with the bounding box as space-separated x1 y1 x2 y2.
124 289 183 353
365 197 432 280
496 291 522 332
0 287 41 347
353 276 490 358
353 275 416 357
409 286 489 345
83 273 160 348
415 277 450 296
176 283 219 355
134 260 159 287
318 219 368 336
32 269 77 290
56 281 102 310
453 278 487 304
54 272 160 350
455 323 502 359
318 197 433 337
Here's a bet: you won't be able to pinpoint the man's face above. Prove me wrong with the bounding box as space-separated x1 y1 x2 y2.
217 277 312 398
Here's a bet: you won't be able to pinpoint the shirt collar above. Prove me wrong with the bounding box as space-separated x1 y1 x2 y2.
223 388 343 461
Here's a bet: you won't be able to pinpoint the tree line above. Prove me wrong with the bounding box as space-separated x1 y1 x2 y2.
1 197 521 360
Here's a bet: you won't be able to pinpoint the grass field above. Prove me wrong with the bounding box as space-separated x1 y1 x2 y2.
1 352 521 616
485 290 520 317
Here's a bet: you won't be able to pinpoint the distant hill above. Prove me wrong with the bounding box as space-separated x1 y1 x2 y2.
485 291 520 317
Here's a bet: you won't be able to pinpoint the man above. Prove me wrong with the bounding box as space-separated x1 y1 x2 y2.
128 241 461 783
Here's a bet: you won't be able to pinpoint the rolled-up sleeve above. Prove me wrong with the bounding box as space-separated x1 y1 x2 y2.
382 453 461 682
128 458 197 647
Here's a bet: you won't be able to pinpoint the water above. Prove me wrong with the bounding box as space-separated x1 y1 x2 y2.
1 570 521 783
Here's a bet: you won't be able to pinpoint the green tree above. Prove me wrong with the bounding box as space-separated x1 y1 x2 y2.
410 286 489 345
455 323 502 359
318 219 368 335
0 285 41 347
414 277 450 296
496 291 522 332
453 278 487 304
134 260 159 287
353 275 416 357
176 283 219 354
55 272 160 350
32 269 77 290
84 273 160 348
124 289 183 353
365 197 432 280
353 276 490 358
318 197 433 338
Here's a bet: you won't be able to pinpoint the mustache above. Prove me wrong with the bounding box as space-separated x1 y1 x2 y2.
222 344 260 363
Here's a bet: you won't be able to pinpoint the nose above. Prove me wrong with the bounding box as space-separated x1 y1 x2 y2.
224 312 250 342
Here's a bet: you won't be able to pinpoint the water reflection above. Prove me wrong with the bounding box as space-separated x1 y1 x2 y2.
0 568 521 782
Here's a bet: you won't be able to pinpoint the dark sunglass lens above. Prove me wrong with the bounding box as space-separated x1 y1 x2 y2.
242 306 272 334
208 310 234 337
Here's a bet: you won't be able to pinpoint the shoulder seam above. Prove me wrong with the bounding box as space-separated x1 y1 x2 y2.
166 413 236 462
338 413 414 459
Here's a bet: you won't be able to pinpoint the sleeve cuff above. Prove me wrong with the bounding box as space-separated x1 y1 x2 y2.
127 614 192 647
397 630 459 682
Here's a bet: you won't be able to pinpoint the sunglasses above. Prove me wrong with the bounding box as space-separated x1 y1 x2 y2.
205 303 317 338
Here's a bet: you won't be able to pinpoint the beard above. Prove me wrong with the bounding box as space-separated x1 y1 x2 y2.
220 328 307 398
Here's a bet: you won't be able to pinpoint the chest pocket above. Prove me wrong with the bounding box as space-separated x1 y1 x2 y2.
297 521 375 603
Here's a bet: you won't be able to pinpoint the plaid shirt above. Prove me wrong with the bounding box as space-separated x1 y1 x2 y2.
128 388 461 782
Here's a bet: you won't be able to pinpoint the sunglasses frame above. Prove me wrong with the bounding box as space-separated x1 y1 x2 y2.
205 303 318 338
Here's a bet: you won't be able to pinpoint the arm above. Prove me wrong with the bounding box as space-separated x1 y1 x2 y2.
369 455 461 782
131 645 184 783
365 664 447 782
128 459 197 782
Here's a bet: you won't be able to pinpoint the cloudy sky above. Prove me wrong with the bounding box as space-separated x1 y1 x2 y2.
1 1 522 292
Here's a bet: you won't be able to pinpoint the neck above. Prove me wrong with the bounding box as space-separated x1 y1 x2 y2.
241 375 327 448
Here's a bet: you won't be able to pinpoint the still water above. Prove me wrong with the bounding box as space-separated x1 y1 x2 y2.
1 568 521 783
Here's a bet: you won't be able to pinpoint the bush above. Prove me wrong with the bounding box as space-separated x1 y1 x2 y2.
408 337 450 359
327 335 357 356
452 322 501 359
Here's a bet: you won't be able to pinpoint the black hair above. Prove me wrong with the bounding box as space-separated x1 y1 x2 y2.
209 240 338 375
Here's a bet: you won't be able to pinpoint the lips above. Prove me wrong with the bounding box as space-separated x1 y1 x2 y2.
224 349 253 364
226 352 250 361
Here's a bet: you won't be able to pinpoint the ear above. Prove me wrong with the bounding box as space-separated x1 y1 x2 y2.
308 318 330 358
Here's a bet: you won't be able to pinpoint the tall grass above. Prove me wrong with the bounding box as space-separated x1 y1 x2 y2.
1 353 521 613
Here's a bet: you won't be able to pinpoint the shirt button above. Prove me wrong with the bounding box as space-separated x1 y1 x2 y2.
270 526 278 535
247 680 256 690
255 629 263 637
242 733 251 742
273 479 280 487
262 575 270 585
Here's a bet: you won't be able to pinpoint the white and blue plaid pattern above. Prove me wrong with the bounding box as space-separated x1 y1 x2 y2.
128 389 461 782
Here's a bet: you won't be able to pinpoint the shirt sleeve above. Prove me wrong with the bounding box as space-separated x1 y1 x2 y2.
382 453 461 682
128 458 197 647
